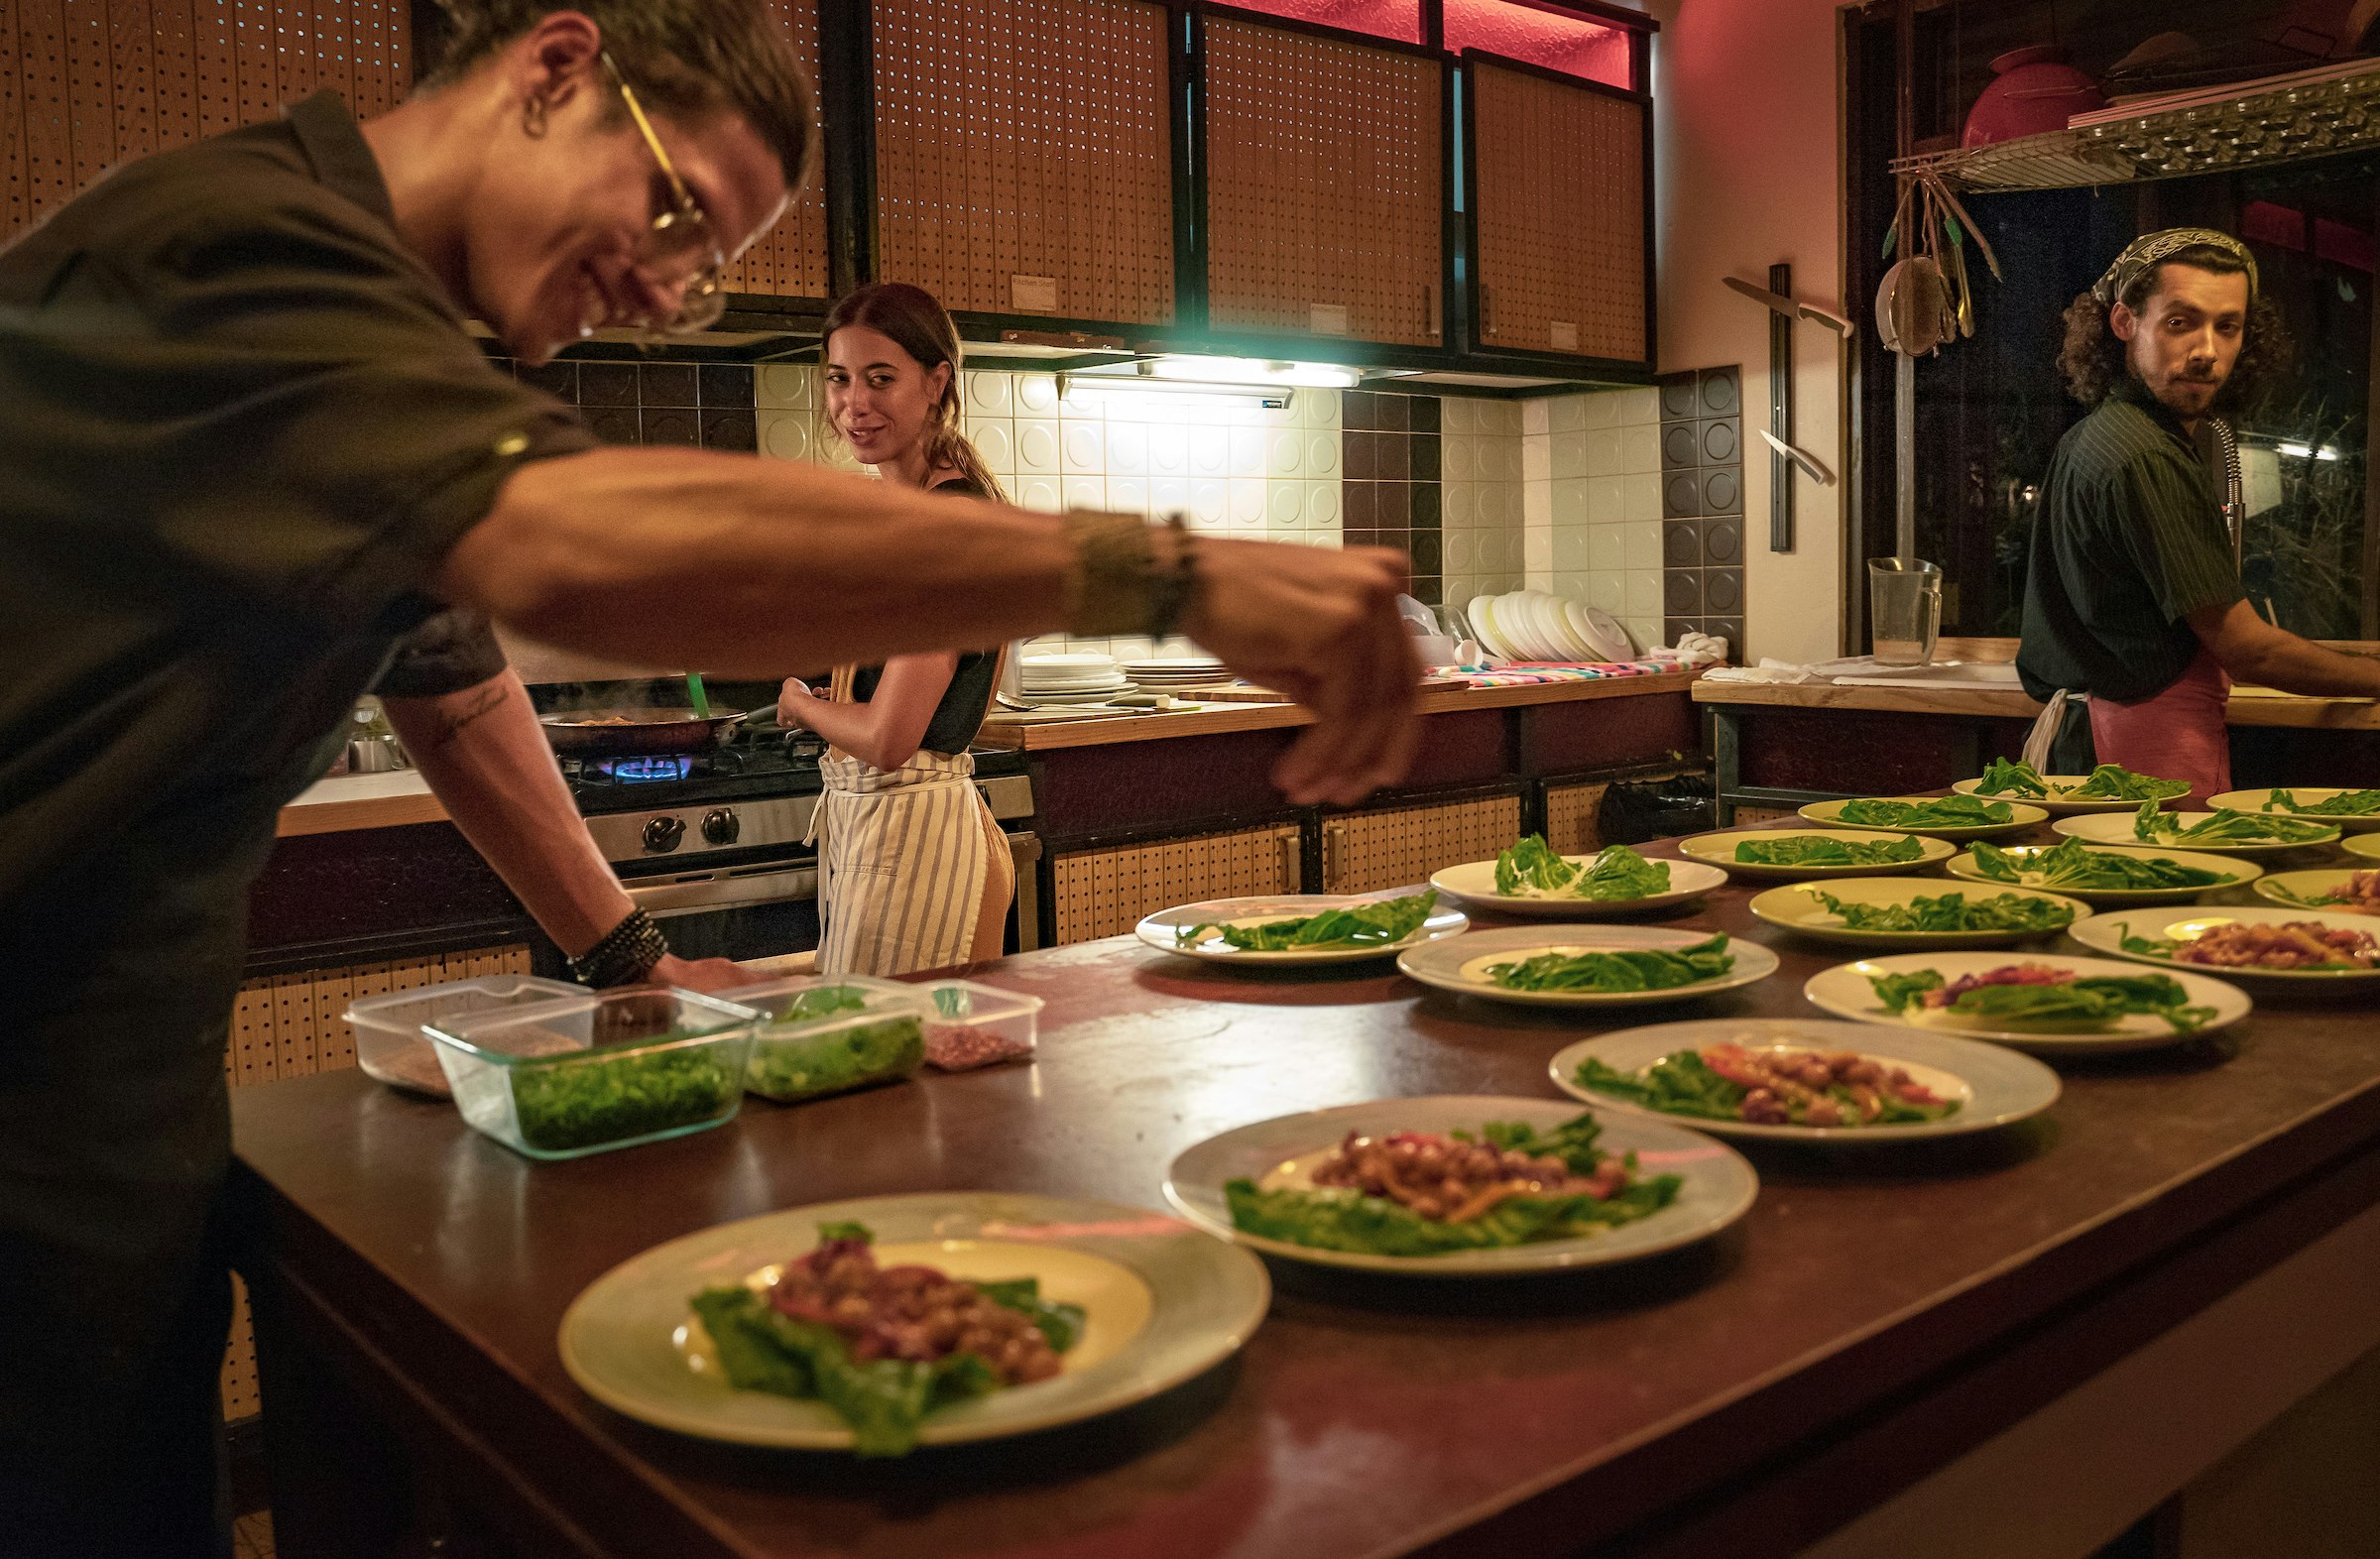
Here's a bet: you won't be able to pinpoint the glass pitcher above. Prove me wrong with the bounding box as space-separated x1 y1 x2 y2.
1867 558 1943 667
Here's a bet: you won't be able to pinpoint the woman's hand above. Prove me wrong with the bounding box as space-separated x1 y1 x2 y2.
776 676 818 729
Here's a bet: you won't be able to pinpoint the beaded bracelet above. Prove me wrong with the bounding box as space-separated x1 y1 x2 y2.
568 907 670 988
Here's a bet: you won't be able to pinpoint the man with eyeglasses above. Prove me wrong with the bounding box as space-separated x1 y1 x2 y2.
0 3 1421 1551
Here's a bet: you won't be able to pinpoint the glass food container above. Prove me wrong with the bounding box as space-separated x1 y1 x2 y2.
345 975 585 1097
716 974 931 1102
915 979 1044 1071
424 988 760 1159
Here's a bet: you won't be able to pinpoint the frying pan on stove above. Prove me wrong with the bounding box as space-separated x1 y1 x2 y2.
537 707 754 756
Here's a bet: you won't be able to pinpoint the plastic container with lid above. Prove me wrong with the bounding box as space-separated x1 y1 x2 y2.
915 979 1044 1071
424 988 760 1159
715 974 931 1102
344 975 585 1096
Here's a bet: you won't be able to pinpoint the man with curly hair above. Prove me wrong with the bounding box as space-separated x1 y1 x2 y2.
2016 228 2380 801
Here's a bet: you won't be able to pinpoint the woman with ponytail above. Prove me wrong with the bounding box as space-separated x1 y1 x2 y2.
777 282 1016 972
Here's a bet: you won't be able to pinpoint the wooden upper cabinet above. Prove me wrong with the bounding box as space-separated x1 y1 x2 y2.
1200 15 1444 349
4 0 412 246
871 0 1176 327
719 0 831 301
1466 57 1650 365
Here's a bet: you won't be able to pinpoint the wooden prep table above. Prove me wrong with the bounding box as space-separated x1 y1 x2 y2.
229 820 2380 1559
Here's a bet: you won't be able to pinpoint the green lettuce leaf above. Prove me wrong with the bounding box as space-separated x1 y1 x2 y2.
1837 794 2013 828
1973 757 2048 797
1175 890 1438 951
1733 834 1928 867
1485 932 1733 992
1800 887 2072 932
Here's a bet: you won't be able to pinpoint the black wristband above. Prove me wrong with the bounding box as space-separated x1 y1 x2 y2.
1149 513 1201 641
568 907 670 988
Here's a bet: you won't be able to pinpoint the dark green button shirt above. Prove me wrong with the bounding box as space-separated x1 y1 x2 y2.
2017 381 2243 703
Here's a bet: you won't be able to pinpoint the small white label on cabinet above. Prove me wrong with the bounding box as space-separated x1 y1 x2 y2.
1012 274 1058 312
1309 302 1350 335
1549 320 1580 352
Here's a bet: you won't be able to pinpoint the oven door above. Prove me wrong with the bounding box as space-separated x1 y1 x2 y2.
620 858 823 964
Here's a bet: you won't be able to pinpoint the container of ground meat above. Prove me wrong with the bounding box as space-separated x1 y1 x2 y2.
715 975 932 1102
345 975 586 1097
913 980 1044 1071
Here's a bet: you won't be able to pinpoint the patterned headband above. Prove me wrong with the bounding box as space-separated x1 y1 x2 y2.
2091 227 2259 307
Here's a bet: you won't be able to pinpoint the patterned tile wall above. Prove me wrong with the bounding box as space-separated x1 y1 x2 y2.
488 355 761 452
1655 367 1745 657
1342 389 1450 608
1521 384 1666 654
1439 396 1526 617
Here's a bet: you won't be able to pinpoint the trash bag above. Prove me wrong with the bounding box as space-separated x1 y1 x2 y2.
1599 771 1715 845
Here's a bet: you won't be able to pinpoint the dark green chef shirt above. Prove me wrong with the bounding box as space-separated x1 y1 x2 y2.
2016 379 2243 703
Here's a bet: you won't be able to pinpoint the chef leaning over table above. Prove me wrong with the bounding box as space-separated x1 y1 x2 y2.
2017 226 2380 805
0 0 1421 1550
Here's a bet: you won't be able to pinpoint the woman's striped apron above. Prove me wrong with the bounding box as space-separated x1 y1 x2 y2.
810 747 1014 976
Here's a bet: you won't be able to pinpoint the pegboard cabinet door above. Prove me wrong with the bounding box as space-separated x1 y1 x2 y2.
1051 824 1301 944
1466 57 1649 365
872 0 1176 327
1200 14 1444 349
717 0 831 301
1320 793 1521 897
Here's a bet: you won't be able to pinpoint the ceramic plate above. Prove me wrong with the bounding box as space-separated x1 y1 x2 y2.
1798 796 2048 841
1396 924 1778 1009
2347 833 2380 864
1163 1095 1756 1276
1428 856 1728 918
1747 876 2084 950
1572 601 1632 661
2066 905 2380 985
557 1192 1269 1450
2053 810 2342 857
1944 843 2257 906
1548 1019 2061 1143
1468 594 1512 660
2254 868 2380 916
1137 892 1467 965
1678 828 1957 881
1951 776 2188 815
1802 950 2251 1053
2205 787 2380 834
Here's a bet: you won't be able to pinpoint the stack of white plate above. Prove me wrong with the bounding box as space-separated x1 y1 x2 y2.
1120 655 1231 692
1465 590 1632 663
1021 653 1131 704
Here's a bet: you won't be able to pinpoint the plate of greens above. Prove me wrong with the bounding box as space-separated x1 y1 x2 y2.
1430 837 1727 918
1803 951 2250 1052
1548 1019 2060 1143
1162 1096 1756 1275
1946 838 2254 906
1137 889 1465 964
1678 828 1957 881
2254 868 2380 916
2206 787 2380 834
2347 833 2380 865
1748 877 2082 949
557 1193 1268 1454
1799 794 2048 840
1397 924 1779 1009
1954 758 2191 814
2055 803 2342 857
2067 906 2380 984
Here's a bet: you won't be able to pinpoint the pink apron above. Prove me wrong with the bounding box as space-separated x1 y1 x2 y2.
2086 649 2232 807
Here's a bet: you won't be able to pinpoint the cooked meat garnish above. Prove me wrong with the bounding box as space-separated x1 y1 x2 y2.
766 1234 1060 1384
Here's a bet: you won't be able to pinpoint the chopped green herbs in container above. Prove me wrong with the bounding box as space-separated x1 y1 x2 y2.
1493 836 1671 900
1733 834 1929 868
1174 889 1438 951
426 989 760 1160
720 976 929 1102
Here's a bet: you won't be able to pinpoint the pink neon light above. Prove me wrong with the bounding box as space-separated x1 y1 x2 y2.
1445 0 1630 87
1219 0 1423 45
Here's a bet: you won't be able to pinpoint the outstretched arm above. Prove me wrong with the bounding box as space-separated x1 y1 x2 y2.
2189 601 2380 697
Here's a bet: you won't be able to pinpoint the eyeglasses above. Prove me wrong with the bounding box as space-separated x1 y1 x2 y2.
601 52 729 334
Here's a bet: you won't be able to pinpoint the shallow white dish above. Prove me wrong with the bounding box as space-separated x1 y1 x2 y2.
1428 855 1727 917
1163 1095 1757 1276
1396 924 1778 1008
2054 810 2341 857
1803 950 2251 1053
2066 904 2380 987
1136 892 1466 964
1951 775 2188 816
1548 1018 2062 1143
2205 787 2380 834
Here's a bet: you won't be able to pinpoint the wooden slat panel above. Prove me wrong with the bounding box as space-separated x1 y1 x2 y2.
1470 61 1645 362
1203 17 1441 346
1545 780 1609 856
63 0 117 192
872 0 1173 325
17 0 76 227
716 0 828 300
1051 824 1300 944
105 0 159 163
1321 794 1521 896
220 1272 261 1421
271 971 318 1077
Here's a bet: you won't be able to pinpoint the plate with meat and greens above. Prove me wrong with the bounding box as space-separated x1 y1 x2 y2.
1138 889 1465 965
557 1192 1268 1454
2206 786 2380 834
1162 1096 1757 1275
1396 924 1779 1009
2055 804 2341 857
1798 794 2048 841
1802 951 2250 1053
2255 867 2380 917
1429 837 1727 918
1747 876 2083 950
1945 839 2256 906
1954 758 2191 815
1549 1019 2061 1143
1677 827 1957 882
2067 905 2380 986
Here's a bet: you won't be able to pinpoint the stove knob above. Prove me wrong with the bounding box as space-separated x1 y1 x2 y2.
643 814 685 853
701 807 741 846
